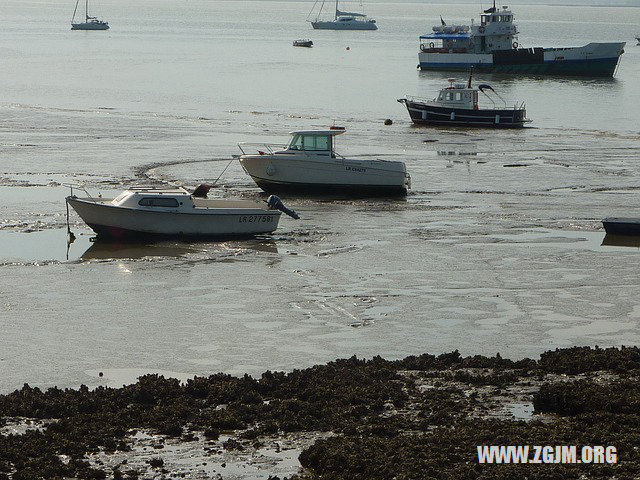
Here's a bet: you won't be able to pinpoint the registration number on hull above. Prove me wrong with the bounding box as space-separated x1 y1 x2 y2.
239 215 274 223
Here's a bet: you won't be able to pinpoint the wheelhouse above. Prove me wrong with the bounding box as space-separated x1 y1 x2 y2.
480 12 514 26
435 85 478 109
283 128 346 157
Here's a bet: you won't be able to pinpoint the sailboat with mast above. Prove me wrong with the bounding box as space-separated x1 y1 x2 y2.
307 0 377 30
71 0 109 30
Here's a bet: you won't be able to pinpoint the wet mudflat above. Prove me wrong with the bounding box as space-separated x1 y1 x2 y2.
2 346 640 479
2 111 640 394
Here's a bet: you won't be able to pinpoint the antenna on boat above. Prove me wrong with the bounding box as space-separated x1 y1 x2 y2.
484 0 497 13
467 67 473 88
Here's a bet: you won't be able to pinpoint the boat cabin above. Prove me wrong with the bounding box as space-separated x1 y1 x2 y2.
434 80 479 110
420 5 518 54
111 187 194 211
280 127 346 158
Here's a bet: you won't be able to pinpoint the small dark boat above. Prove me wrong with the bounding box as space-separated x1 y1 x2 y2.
293 39 313 47
398 73 530 128
602 217 640 236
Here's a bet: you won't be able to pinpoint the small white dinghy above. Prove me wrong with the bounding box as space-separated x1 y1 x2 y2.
65 185 298 240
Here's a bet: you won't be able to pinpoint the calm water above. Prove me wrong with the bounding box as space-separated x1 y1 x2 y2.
1 1 640 393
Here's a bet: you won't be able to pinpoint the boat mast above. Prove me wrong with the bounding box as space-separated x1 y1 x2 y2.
307 0 324 22
335 0 338 20
85 0 89 22
71 0 80 23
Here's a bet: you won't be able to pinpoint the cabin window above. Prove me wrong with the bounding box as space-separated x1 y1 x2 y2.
455 92 463 101
313 135 330 151
138 197 180 207
445 92 454 101
289 134 330 151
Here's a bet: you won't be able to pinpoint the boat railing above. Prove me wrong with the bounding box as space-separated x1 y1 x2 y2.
237 143 287 155
401 95 436 104
64 183 99 203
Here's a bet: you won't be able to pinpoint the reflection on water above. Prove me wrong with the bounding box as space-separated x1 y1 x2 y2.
81 236 280 260
471 229 635 253
0 228 280 263
0 228 94 263
81 240 197 260
601 234 640 249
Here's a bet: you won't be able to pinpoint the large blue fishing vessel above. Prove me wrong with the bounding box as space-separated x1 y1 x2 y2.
418 3 625 77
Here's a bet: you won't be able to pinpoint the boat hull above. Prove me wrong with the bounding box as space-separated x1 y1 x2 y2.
253 179 407 197
71 22 109 30
311 21 377 30
239 155 408 197
67 197 281 239
602 218 640 237
400 99 528 128
418 43 625 77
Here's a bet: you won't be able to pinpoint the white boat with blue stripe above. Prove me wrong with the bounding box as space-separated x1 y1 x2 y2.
238 127 409 197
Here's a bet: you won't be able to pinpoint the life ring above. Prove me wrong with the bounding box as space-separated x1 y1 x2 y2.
512 41 518 49
478 26 485 34
429 42 435 48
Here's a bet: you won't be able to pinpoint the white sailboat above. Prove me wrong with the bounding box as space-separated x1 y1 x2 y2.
307 0 377 30
71 0 109 30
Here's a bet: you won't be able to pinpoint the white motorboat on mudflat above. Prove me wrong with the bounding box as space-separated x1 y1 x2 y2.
66 185 298 240
237 127 410 197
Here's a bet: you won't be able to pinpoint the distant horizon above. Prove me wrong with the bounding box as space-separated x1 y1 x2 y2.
296 0 640 6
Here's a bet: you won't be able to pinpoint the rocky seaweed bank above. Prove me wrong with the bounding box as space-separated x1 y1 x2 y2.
1 346 640 479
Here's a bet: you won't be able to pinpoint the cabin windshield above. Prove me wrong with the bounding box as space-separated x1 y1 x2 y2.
438 90 474 104
288 134 331 152
482 14 512 25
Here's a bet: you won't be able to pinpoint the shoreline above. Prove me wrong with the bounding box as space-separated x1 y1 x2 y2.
2 346 640 479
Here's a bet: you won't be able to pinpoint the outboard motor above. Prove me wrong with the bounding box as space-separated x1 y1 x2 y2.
192 184 212 198
266 195 300 219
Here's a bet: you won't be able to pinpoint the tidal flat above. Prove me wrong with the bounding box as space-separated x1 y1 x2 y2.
1 346 640 479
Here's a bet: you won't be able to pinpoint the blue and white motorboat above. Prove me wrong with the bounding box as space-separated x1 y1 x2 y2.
418 3 624 77
398 73 530 128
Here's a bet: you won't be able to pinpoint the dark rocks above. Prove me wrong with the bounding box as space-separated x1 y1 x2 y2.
1 347 640 478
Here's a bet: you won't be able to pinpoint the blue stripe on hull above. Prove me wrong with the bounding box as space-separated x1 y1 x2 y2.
418 57 620 77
